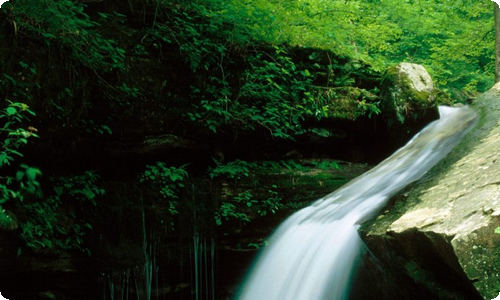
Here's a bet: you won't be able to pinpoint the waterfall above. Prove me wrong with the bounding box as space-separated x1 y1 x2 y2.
101 200 156 300
101 189 218 300
192 234 217 300
236 106 478 300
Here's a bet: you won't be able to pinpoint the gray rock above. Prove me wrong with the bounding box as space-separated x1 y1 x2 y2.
381 63 438 122
380 63 450 144
360 83 500 299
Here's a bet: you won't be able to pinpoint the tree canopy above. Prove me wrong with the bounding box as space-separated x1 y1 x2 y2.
221 0 494 93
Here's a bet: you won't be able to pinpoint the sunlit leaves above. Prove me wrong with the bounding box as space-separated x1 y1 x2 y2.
221 0 494 91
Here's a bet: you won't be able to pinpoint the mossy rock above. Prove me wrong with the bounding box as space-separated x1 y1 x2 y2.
381 63 439 123
380 63 451 143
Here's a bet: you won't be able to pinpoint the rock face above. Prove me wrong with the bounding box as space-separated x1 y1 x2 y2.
381 63 437 123
360 84 500 299
380 63 448 145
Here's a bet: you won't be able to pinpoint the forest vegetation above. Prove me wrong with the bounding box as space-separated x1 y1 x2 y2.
0 0 496 284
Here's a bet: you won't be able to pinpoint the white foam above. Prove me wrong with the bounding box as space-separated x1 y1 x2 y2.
237 106 478 300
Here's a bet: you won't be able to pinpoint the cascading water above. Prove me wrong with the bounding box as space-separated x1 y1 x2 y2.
191 234 216 300
101 201 156 300
101 195 217 300
237 106 478 300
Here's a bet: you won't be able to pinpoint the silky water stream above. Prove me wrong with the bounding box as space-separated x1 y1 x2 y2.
100 202 217 300
236 106 478 300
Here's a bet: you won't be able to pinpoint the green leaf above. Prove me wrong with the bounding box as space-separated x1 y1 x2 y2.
6 107 17 116
16 170 24 181
25 167 41 181
83 188 96 200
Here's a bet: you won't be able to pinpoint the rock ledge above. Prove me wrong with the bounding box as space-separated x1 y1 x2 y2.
361 83 500 299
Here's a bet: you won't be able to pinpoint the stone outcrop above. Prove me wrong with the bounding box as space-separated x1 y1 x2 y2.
381 63 439 123
380 63 449 145
360 83 500 299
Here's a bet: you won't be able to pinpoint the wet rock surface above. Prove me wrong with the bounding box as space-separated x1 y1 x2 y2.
360 83 500 299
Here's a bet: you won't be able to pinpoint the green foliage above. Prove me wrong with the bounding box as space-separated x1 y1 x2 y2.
257 185 283 216
188 44 330 139
210 160 275 225
236 46 325 138
116 82 141 100
357 99 382 119
0 209 14 228
3 0 494 251
0 60 42 228
140 162 189 229
312 88 380 120
19 171 104 254
209 159 257 180
2 1 127 135
309 160 341 171
0 102 36 167
0 23 120 145
222 0 281 43
214 186 284 226
169 4 228 73
0 101 41 205
160 2 383 139
220 0 494 92
210 159 341 226
6 0 126 72
210 159 341 179
1 62 40 104
215 200 251 226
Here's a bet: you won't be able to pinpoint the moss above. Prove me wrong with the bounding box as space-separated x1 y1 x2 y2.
315 86 379 120
381 64 441 126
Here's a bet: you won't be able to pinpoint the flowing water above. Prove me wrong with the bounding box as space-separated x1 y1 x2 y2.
100 202 157 300
236 106 478 300
101 208 216 300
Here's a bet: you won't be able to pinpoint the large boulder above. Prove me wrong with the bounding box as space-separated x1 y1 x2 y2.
380 63 449 145
360 84 500 299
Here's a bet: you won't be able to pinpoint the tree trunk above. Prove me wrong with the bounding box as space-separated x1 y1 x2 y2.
495 3 500 82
